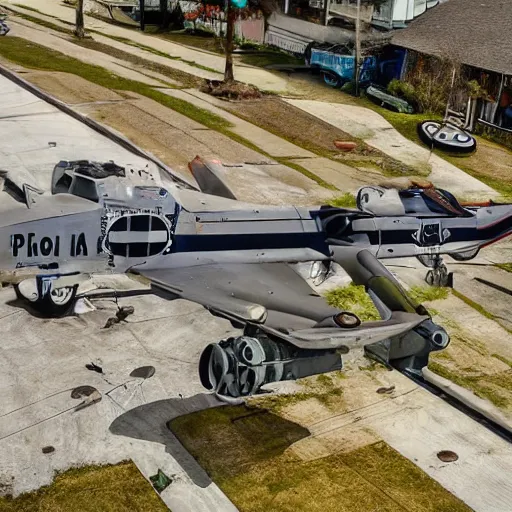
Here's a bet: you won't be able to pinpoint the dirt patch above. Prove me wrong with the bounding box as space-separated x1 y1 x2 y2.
226 96 360 154
85 102 196 176
200 79 262 100
225 96 417 175
21 70 124 104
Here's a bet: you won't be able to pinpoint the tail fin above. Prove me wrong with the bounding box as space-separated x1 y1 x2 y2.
188 156 237 200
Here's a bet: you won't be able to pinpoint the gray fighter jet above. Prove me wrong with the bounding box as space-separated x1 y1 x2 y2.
2 157 510 398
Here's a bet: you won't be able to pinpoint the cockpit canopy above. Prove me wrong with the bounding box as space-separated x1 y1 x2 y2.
52 160 126 202
357 186 473 217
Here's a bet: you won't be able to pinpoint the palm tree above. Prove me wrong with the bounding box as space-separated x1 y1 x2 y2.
75 0 85 38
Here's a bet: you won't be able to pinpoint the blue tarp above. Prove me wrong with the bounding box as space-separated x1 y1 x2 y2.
310 49 377 82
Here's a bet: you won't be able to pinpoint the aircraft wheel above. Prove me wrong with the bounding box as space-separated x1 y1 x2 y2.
14 280 78 318
438 266 448 287
425 270 435 286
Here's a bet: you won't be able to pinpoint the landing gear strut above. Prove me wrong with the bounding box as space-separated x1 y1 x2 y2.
424 256 453 288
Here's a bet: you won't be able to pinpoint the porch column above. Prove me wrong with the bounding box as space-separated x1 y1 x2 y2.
493 73 505 124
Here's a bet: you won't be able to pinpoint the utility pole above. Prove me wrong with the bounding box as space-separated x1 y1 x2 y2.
75 0 85 38
139 0 145 32
354 0 361 97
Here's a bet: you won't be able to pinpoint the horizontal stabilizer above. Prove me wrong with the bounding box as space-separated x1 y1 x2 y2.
188 156 237 200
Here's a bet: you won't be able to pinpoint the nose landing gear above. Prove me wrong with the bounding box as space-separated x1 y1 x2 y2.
420 256 453 288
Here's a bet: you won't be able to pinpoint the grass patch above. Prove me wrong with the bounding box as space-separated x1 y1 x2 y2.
9 11 72 34
252 387 344 414
363 99 436 146
324 283 380 321
496 263 512 273
156 30 225 54
429 361 512 409
442 154 512 200
328 192 357 208
0 461 167 512
0 37 229 129
73 37 202 88
451 289 496 321
239 51 303 69
492 353 512 368
170 405 471 512
408 286 449 304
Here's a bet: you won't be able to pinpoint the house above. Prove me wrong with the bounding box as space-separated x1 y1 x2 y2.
265 0 443 54
392 0 512 133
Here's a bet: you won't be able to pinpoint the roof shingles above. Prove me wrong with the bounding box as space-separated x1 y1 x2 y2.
391 0 512 75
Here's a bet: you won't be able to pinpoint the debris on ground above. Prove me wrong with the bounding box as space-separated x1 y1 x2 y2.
149 469 172 493
376 385 395 394
74 390 102 411
200 79 262 100
41 446 55 454
437 450 459 462
71 385 99 399
334 140 357 152
103 306 135 329
85 362 103 374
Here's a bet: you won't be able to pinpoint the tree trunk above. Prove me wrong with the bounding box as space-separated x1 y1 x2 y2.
75 0 85 39
224 2 235 83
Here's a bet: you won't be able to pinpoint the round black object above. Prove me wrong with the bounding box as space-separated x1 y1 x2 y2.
42 446 55 454
14 282 78 318
130 366 156 379
417 120 476 153
71 385 98 399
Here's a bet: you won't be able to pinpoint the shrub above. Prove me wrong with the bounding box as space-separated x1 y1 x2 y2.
387 79 416 104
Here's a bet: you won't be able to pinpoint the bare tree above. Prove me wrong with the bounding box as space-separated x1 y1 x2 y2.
75 0 85 38
224 2 235 82
223 0 277 83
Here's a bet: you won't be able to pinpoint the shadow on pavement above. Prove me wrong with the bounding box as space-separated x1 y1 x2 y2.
109 393 223 488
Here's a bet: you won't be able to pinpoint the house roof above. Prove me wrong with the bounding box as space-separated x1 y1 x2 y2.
391 0 512 75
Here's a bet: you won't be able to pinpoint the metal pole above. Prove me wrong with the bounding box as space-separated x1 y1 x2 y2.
139 0 145 32
323 0 330 25
354 0 361 97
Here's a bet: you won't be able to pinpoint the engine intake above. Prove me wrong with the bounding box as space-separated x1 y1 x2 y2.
199 331 342 399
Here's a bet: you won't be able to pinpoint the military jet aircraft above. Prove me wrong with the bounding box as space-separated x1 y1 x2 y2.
2 157 510 398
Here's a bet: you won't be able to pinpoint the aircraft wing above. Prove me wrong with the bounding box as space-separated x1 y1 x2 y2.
134 261 429 351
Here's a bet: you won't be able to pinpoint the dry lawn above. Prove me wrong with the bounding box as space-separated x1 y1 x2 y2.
430 322 512 412
170 404 470 512
0 461 167 512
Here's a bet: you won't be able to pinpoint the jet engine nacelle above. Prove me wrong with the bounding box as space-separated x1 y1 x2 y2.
199 331 342 399
199 318 450 399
